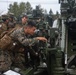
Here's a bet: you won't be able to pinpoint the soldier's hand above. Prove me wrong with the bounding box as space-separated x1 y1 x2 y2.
36 37 47 42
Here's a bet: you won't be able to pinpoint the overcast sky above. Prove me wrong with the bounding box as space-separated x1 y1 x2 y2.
0 0 60 15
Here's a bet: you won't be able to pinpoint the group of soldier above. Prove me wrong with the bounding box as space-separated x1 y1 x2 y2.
0 13 47 73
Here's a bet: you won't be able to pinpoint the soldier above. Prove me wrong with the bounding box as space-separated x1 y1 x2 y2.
15 14 28 28
21 14 28 26
10 21 47 69
10 21 47 47
0 15 9 35
8 15 16 30
0 15 12 72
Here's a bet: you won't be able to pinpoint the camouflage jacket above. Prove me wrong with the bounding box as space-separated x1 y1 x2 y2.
10 27 38 46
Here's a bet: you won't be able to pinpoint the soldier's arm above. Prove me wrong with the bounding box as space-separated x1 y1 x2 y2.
11 29 47 46
18 36 39 46
17 36 47 46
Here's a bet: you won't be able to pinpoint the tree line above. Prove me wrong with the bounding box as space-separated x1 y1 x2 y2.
8 2 58 18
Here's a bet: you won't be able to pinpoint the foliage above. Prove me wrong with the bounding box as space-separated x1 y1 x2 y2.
25 2 33 14
8 2 32 18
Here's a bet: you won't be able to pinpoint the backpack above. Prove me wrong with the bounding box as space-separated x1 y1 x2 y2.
0 28 17 50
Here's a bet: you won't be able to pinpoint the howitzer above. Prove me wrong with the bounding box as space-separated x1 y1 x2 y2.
53 0 76 75
48 0 76 75
45 0 76 75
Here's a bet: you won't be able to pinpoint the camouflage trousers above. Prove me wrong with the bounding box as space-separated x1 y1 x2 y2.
0 50 12 72
0 48 27 72
12 52 25 69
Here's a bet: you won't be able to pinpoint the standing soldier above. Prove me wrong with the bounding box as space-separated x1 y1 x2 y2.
0 15 9 35
16 14 28 28
21 14 28 26
0 14 12 72
8 15 16 30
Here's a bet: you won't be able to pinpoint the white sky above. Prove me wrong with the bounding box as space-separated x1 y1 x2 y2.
0 0 60 15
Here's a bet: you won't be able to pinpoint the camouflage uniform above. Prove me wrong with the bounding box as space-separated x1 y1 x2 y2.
8 21 15 30
10 27 38 46
10 27 38 69
0 15 12 72
0 50 12 72
0 23 8 36
8 15 17 30
0 15 9 37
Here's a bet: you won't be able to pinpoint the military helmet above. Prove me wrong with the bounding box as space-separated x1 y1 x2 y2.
1 14 9 22
7 13 14 19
